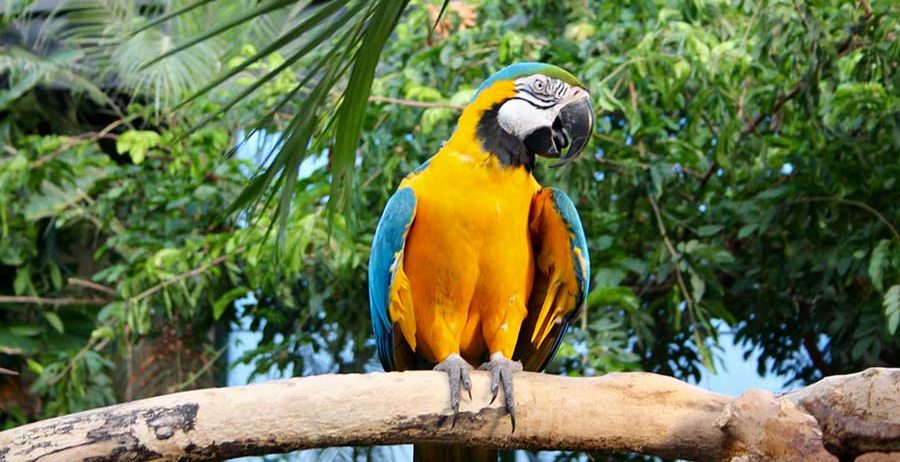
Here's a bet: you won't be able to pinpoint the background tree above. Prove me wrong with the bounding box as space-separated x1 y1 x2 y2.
1 0 898 460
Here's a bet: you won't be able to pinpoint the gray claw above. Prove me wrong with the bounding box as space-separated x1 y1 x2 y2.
434 354 474 426
479 354 523 432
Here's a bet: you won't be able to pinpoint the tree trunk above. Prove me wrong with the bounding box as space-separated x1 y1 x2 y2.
0 368 896 462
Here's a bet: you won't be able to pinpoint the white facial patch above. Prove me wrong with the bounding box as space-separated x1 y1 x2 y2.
496 74 571 138
497 98 558 138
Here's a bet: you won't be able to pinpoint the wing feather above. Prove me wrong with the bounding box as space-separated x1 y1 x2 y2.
368 187 417 371
515 188 589 372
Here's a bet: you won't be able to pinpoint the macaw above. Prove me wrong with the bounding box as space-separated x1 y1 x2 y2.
368 62 591 460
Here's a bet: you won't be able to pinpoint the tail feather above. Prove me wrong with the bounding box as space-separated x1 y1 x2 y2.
413 443 497 462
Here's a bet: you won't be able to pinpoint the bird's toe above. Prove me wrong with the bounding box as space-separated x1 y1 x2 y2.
480 353 523 432
434 354 474 425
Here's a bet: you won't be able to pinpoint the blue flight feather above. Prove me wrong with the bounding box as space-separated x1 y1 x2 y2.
368 187 417 371
548 188 590 305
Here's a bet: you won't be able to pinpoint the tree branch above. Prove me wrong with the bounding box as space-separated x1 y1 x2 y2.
797 196 900 241
787 368 900 458
647 194 704 355
0 295 109 306
46 325 112 386
128 247 245 305
740 81 805 138
67 277 117 296
30 118 128 169
2 368 894 462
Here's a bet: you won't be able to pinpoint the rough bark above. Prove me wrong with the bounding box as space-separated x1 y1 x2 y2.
785 367 900 460
0 368 896 462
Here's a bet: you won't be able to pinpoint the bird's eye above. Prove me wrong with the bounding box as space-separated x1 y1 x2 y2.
535 80 545 91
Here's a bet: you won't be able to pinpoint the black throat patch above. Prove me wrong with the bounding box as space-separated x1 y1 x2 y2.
476 103 535 171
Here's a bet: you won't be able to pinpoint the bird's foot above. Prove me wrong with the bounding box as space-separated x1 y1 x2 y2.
433 354 473 425
479 352 523 432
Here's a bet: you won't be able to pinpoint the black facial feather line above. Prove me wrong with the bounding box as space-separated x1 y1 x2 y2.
476 103 535 171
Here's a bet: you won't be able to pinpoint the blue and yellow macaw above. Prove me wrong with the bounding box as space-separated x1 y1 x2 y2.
368 62 591 460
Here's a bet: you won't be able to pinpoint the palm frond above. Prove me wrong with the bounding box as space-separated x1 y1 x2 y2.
174 0 358 123
131 0 218 34
142 0 413 233
432 0 451 28
247 0 315 48
113 27 220 112
2 1 34 20
138 0 299 70
8 0 418 235
330 0 409 216
21 0 253 114
0 46 116 111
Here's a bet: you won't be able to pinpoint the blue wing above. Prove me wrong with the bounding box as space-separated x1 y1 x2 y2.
368 187 417 371
551 189 590 305
515 187 590 372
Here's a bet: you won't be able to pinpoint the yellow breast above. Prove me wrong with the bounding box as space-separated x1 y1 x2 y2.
393 146 539 363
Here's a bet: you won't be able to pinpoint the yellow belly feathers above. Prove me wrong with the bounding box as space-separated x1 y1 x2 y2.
388 148 541 365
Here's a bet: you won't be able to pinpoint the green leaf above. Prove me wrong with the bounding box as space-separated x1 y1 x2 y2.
851 335 874 360
13 267 30 295
403 84 443 102
697 225 723 237
8 325 41 337
44 312 64 334
213 287 249 320
889 311 900 337
116 130 161 165
26 359 43 375
694 330 716 373
587 286 639 310
869 240 890 292
690 271 706 303
649 164 665 198
737 223 758 239
756 186 792 200
884 285 900 335
49 264 63 290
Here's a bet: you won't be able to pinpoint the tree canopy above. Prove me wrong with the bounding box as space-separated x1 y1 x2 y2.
0 0 898 459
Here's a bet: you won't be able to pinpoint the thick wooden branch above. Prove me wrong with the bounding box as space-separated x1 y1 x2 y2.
786 368 900 459
0 368 897 462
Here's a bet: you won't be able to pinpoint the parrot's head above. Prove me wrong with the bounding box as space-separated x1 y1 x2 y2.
454 62 593 170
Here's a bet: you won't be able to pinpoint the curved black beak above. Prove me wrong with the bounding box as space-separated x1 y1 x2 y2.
550 92 593 168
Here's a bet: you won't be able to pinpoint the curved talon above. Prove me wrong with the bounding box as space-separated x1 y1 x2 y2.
434 354 474 426
479 353 523 432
